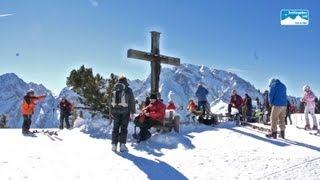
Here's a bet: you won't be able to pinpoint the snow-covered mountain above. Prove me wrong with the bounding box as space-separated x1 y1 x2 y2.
0 73 59 128
132 63 263 113
0 63 300 128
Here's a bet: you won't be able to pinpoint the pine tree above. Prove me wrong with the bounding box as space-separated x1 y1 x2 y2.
66 65 108 116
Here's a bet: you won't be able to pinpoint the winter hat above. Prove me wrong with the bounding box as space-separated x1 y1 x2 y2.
118 75 129 85
268 78 276 86
27 89 34 94
263 90 268 95
150 93 157 100
303 85 310 91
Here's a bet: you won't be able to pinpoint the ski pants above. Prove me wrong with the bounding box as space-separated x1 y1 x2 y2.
60 113 70 129
198 101 210 115
138 117 162 141
270 106 286 132
112 112 130 145
304 106 317 126
22 115 32 132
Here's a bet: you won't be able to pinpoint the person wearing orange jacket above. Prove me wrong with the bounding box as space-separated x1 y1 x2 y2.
137 93 166 141
21 89 46 134
187 99 197 112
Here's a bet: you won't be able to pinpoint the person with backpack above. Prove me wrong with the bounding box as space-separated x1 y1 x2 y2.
135 93 166 141
21 89 46 134
58 96 72 129
195 84 210 115
301 85 318 130
266 78 287 139
110 76 135 152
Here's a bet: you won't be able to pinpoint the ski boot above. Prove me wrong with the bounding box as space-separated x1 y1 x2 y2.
312 125 318 130
266 131 277 139
304 124 311 130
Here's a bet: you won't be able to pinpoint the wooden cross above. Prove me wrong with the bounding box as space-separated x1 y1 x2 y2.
127 31 180 97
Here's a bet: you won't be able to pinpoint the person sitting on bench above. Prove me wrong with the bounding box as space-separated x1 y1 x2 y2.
136 93 166 141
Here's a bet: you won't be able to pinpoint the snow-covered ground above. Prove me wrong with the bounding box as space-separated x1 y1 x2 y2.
1 114 320 180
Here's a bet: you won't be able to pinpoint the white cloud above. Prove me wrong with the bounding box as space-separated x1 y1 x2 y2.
0 13 14 17
89 0 98 7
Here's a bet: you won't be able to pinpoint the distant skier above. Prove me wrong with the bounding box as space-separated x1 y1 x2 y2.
195 84 210 115
266 78 287 139
166 100 176 110
187 99 197 112
58 96 72 129
262 90 271 124
21 89 46 134
301 85 318 130
285 100 292 125
243 93 253 119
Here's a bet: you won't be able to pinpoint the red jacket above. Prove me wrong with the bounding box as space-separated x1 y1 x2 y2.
166 102 176 110
143 100 166 123
230 94 243 110
59 100 72 113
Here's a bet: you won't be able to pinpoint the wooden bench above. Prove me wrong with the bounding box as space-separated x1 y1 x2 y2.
154 110 180 133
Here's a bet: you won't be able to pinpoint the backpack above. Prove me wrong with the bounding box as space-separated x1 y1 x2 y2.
111 83 129 109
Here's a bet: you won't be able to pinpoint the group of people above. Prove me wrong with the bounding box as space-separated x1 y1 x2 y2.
20 76 319 151
21 89 73 134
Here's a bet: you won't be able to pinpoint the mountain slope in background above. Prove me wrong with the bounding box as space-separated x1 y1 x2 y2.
0 73 58 128
133 63 263 112
0 63 300 128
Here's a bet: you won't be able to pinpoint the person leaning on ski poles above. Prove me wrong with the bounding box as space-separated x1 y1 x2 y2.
21 89 46 134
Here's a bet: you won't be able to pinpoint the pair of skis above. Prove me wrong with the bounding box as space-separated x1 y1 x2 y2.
32 130 59 136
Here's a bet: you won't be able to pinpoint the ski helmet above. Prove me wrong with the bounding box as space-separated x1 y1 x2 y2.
303 85 310 91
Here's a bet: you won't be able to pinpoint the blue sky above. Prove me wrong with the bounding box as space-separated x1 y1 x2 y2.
0 0 319 97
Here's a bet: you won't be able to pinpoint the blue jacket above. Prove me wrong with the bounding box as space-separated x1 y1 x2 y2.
269 79 287 106
196 85 209 102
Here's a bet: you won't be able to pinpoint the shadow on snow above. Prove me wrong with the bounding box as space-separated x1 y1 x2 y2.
119 153 188 180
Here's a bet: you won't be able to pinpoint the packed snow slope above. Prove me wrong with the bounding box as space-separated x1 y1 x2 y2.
1 114 320 180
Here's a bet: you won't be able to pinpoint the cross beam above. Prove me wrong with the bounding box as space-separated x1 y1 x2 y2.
127 31 180 97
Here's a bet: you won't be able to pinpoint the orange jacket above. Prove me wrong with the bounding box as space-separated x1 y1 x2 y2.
187 101 197 112
21 95 46 115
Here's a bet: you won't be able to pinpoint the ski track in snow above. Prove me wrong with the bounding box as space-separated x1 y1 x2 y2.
1 114 320 180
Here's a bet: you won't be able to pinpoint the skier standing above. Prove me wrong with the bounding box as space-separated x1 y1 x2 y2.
110 76 135 152
58 96 72 129
21 89 46 134
301 85 318 130
266 78 287 139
